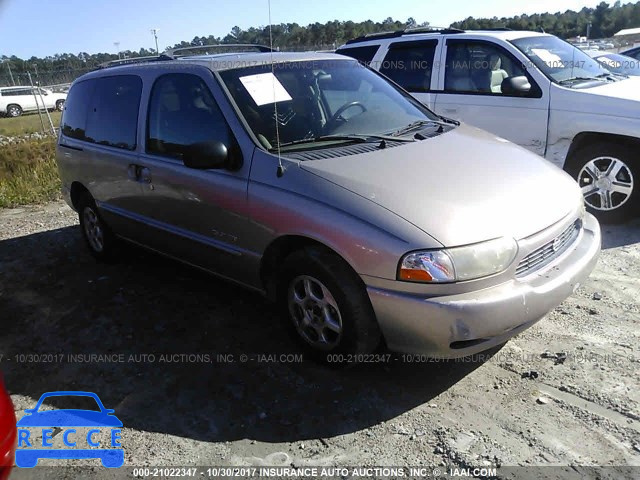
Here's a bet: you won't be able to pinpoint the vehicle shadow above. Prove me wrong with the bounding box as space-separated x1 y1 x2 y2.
600 218 640 249
0 225 492 444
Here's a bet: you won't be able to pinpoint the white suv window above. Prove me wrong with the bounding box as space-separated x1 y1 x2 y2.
1 88 31 97
445 41 528 94
380 40 437 93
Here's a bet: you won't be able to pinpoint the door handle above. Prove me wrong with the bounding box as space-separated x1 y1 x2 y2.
128 164 153 189
443 108 458 114
139 167 152 184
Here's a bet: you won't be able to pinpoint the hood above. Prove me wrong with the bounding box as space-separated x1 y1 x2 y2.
300 125 581 246
552 76 640 118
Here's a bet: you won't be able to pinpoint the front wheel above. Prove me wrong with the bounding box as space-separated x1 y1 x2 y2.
279 246 381 363
566 142 638 223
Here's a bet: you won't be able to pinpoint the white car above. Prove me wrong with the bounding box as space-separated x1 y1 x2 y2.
0 86 66 118
337 29 639 222
584 50 640 76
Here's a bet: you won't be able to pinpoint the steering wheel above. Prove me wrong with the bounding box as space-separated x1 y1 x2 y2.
326 101 367 130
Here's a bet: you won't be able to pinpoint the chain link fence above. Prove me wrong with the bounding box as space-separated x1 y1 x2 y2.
0 67 93 90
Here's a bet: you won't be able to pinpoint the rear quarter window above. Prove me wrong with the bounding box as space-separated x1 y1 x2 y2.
61 80 96 141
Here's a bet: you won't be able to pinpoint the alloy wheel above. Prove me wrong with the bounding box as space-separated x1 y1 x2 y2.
578 156 634 211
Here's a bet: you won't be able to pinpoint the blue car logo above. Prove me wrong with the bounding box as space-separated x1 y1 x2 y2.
15 391 123 468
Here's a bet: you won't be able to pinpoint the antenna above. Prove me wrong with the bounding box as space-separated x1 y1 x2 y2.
267 0 284 178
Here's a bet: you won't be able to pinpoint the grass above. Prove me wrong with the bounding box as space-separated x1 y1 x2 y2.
0 111 62 136
0 137 61 207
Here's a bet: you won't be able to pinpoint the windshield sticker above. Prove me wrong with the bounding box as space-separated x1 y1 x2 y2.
530 48 563 65
239 73 292 106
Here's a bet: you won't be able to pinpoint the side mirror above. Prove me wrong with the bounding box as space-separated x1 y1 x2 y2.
183 141 237 170
501 76 532 96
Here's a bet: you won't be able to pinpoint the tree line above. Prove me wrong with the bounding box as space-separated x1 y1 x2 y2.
2 1 640 87
451 1 640 39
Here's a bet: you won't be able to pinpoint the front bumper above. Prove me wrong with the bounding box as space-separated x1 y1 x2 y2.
367 213 601 358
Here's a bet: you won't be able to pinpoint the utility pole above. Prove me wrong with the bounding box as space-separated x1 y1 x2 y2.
114 41 121 59
1 59 15 85
587 22 592 39
150 28 160 54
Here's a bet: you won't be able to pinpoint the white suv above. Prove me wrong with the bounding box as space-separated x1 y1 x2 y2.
338 29 640 222
0 86 66 118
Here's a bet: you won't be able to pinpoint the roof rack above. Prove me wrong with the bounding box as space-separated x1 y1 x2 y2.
345 27 464 45
98 54 174 69
167 43 274 57
96 44 274 69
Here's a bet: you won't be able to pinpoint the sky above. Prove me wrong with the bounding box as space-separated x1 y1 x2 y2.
0 0 635 58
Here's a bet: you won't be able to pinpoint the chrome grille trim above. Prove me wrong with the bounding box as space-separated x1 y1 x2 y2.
516 219 582 277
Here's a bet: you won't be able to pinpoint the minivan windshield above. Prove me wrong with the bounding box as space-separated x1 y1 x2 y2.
512 35 612 84
219 59 443 151
592 53 640 76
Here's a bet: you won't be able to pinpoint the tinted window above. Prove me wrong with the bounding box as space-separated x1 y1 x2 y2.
147 73 233 159
380 41 437 92
61 79 96 141
84 75 142 150
2 88 31 97
446 41 528 94
338 45 379 66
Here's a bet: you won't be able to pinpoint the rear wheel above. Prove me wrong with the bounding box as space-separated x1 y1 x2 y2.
6 104 22 117
55 99 65 111
279 246 381 363
77 191 118 261
566 142 638 223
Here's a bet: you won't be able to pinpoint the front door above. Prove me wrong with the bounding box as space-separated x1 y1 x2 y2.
432 39 550 156
133 71 255 285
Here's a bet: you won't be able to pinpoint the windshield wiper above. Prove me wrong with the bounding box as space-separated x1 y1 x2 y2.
595 72 623 81
273 134 413 151
390 120 445 137
558 76 601 85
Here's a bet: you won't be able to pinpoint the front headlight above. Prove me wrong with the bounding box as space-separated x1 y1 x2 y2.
398 237 518 283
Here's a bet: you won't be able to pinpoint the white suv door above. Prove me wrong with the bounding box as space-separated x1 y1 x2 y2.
432 38 550 156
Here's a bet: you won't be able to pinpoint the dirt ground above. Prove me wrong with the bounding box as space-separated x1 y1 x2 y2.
1 201 639 479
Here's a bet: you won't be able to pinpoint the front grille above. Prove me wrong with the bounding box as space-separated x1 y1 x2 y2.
516 219 582 277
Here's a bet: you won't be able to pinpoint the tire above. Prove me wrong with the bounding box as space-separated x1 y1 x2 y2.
77 191 118 262
278 246 381 363
56 99 65 111
6 104 22 117
566 142 638 223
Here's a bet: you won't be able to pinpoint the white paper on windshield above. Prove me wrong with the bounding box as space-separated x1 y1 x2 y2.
239 73 292 106
531 48 562 65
